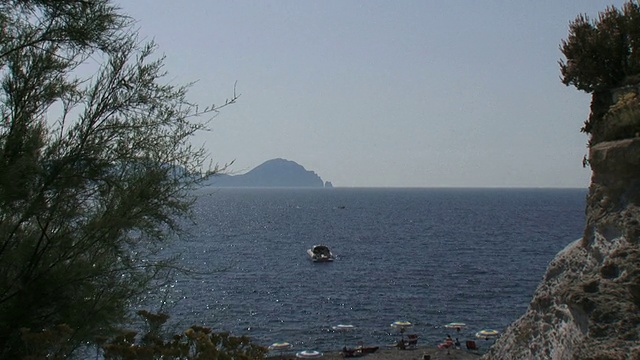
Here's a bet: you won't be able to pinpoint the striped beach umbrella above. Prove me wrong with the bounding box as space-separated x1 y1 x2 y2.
269 342 293 358
390 321 413 329
444 322 466 332
475 329 500 339
269 342 293 350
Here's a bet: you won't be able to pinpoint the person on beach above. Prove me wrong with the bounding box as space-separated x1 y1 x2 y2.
437 334 454 355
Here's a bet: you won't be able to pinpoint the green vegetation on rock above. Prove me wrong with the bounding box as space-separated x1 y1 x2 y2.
560 1 640 141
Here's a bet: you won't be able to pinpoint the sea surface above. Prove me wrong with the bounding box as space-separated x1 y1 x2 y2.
154 187 587 353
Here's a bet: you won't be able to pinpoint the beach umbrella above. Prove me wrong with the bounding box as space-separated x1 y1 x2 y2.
444 322 466 334
332 324 356 331
475 329 500 340
445 322 466 329
269 342 293 350
391 321 412 329
296 350 323 358
390 321 413 340
332 324 355 347
269 342 293 358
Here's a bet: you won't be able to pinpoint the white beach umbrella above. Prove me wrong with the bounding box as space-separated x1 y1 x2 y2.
332 324 356 347
332 324 356 331
296 350 323 358
390 321 413 341
269 342 293 358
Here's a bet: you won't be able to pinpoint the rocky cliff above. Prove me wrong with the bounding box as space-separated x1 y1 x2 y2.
483 89 640 359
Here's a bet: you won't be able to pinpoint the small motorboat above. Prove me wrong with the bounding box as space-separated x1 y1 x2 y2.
307 245 334 262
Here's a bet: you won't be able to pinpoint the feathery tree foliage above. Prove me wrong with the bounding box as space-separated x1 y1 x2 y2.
0 1 235 357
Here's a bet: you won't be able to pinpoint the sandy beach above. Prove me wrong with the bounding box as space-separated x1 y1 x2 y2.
269 346 483 360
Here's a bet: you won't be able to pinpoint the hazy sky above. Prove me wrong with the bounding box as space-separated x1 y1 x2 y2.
116 1 627 188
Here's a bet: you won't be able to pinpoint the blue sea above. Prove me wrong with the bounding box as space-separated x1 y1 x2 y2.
155 188 586 353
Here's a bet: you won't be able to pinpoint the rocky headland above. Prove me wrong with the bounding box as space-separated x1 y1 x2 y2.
483 86 640 359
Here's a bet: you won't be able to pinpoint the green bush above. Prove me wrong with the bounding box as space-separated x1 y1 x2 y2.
101 323 268 360
18 311 268 360
560 2 640 94
600 92 640 142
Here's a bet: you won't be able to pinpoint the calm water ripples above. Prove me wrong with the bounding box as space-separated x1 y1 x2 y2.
153 188 586 352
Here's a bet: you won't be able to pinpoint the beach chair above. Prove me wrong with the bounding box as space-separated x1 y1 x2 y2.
466 340 479 351
406 334 418 348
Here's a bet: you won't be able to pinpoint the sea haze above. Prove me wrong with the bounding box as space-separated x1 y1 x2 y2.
154 188 586 352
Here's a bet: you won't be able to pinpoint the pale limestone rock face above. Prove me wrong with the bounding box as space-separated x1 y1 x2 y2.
482 117 640 358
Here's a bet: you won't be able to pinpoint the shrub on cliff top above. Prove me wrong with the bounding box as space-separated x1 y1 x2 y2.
561 1 640 140
560 1 640 94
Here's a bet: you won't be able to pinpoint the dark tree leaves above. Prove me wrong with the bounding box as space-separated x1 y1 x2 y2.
0 1 235 357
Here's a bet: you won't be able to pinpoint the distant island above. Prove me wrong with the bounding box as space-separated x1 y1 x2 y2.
204 158 332 188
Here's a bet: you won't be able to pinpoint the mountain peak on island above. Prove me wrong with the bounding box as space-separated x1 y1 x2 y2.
205 158 329 188
252 158 304 172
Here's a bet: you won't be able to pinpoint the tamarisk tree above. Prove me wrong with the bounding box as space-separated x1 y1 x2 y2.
0 1 234 357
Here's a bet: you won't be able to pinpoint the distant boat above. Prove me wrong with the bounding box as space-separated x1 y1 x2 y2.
307 245 335 262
